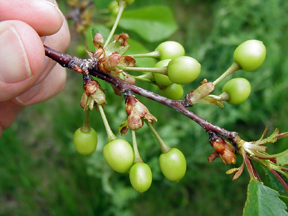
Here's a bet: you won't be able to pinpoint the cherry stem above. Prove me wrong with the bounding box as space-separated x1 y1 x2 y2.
133 72 154 83
213 62 240 86
104 0 126 47
118 66 168 75
130 50 160 58
131 130 143 163
97 104 117 142
44 45 238 145
145 121 171 153
270 169 288 194
80 110 91 132
217 92 230 101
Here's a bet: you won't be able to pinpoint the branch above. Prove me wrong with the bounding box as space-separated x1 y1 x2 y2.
44 45 238 143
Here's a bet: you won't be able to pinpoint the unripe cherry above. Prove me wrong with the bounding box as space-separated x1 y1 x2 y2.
233 40 266 72
159 83 184 100
167 56 201 84
222 78 251 105
156 41 185 60
129 162 152 193
108 1 119 16
159 148 187 182
153 59 173 87
73 128 98 156
103 139 134 173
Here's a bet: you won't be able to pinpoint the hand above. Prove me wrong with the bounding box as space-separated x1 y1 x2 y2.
0 0 70 137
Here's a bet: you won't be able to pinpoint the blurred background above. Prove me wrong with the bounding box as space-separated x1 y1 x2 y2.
1 0 288 215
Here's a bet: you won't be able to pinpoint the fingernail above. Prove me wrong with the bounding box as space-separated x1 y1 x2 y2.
41 36 47 43
15 84 40 104
42 0 57 7
0 26 32 83
42 0 62 16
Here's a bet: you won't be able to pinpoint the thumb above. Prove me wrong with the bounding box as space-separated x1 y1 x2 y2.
0 20 46 102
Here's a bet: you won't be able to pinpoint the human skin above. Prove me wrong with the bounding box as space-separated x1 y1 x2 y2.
0 0 71 138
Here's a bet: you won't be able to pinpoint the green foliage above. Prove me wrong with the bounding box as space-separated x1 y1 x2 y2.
277 152 288 166
243 179 288 216
119 5 178 42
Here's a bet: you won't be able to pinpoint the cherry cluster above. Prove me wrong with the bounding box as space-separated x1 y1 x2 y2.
45 0 288 194
67 34 266 193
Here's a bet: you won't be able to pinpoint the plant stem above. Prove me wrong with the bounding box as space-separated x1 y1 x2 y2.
104 0 126 47
97 104 117 142
130 50 160 58
131 130 143 163
270 169 288 194
145 121 171 153
241 149 261 181
217 92 230 101
118 66 168 74
80 110 91 132
133 72 154 83
213 62 240 86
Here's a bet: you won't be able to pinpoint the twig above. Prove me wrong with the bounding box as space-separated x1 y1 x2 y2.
44 45 238 143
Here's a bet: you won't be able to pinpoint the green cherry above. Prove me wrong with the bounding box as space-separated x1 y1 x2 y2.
73 128 98 156
153 59 173 86
233 40 266 72
108 1 119 16
159 83 184 100
159 148 187 182
103 139 134 173
222 78 251 105
129 162 152 193
156 41 185 60
167 56 201 84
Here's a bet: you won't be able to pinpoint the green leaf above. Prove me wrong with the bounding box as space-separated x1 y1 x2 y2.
119 5 178 42
255 128 279 145
277 149 288 166
243 179 288 216
279 196 288 210
105 40 129 56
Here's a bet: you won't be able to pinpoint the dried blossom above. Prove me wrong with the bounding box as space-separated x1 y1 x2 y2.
114 33 129 46
208 131 236 165
125 94 157 130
